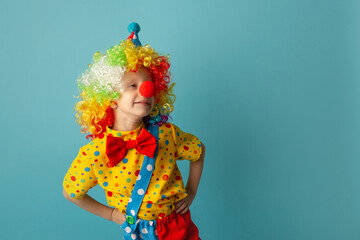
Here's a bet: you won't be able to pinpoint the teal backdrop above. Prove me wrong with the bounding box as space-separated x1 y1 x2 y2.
1 0 359 239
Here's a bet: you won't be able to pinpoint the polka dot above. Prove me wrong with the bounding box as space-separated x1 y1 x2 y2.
146 164 153 171
81 179 85 183
84 167 90 172
129 198 132 203
98 170 103 175
107 191 113 197
162 175 169 181
131 234 137 239
146 203 152 208
126 178 131 183
135 170 140 176
94 151 100 156
125 226 131 233
176 176 182 181
155 184 160 188
70 193 75 198
165 140 169 145
131 210 135 216
149 221 153 226
117 132 122 137
71 176 76 181
103 182 108 187
123 158 128 164
161 195 166 199
142 228 148 234
160 129 164 133
183 146 189 151
138 189 145 195
137 175 141 181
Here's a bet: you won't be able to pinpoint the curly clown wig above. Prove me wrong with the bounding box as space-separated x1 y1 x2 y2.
75 23 175 139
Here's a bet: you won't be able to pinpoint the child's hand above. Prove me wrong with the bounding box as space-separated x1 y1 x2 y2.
174 190 196 214
111 208 126 225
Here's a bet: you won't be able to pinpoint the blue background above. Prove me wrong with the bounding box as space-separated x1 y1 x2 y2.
1 0 359 239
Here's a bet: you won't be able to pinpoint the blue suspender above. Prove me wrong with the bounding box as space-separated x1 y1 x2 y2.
121 124 159 233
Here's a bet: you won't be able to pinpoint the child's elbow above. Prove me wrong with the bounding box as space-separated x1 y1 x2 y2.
201 142 206 155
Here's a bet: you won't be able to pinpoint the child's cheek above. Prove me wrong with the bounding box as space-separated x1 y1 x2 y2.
150 98 155 110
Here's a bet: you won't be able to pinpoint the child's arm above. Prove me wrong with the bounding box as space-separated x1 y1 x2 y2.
63 189 126 225
175 142 206 214
186 142 206 194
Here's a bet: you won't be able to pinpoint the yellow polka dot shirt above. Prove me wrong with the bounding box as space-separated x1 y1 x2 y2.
63 122 202 220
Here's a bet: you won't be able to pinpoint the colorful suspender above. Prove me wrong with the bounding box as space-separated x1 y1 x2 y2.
121 124 159 234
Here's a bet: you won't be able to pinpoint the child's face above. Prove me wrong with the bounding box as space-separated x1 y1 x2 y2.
114 67 155 120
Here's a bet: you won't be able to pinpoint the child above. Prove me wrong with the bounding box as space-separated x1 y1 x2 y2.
63 23 205 240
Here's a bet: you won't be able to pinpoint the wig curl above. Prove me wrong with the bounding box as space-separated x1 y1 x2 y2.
75 39 175 139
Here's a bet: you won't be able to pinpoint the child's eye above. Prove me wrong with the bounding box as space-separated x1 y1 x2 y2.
129 84 136 88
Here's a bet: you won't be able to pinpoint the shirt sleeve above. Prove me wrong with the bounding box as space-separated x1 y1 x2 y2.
171 123 202 162
63 147 98 199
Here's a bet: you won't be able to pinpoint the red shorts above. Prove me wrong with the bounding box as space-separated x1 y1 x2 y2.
156 210 201 240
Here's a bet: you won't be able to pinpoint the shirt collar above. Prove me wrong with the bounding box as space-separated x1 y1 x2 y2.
106 121 145 140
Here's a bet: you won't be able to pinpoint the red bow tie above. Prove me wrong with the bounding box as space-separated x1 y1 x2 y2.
106 128 157 168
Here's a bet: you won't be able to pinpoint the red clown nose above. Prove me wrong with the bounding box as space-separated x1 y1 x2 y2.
139 81 155 98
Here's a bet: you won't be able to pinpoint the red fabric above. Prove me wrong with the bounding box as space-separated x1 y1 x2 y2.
156 210 201 240
106 128 157 167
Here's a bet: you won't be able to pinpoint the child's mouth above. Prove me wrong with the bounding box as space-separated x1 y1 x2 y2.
135 102 150 106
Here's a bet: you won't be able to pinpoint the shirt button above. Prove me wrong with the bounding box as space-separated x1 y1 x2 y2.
126 216 135 225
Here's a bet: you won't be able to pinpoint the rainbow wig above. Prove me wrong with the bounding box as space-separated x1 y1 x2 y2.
75 23 175 139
